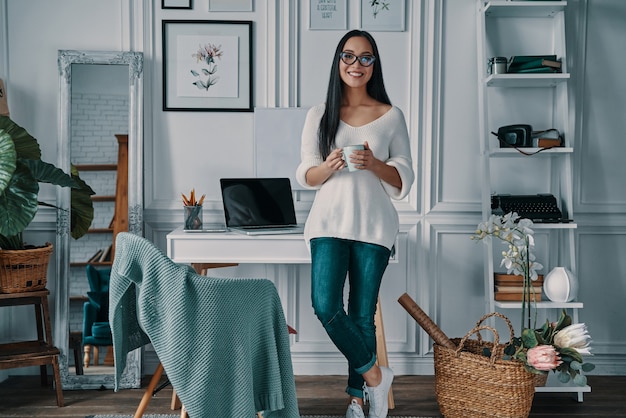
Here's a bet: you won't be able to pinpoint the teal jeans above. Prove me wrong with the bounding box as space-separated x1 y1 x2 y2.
310 237 391 398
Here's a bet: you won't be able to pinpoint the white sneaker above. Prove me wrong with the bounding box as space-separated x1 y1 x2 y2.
364 366 394 418
346 399 365 418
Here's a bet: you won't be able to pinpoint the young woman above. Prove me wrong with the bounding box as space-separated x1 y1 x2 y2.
296 30 414 418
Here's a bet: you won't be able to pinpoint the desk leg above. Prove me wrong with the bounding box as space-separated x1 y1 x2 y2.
374 297 394 409
191 263 238 274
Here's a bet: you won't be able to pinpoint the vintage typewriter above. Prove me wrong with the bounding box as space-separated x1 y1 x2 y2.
491 194 570 223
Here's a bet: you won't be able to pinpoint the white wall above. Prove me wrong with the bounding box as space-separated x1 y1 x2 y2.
1 0 625 380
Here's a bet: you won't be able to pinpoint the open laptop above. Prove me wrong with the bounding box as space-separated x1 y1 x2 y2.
220 177 305 235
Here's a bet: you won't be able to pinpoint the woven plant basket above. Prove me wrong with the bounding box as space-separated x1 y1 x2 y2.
0 242 53 293
433 312 535 418
533 372 548 387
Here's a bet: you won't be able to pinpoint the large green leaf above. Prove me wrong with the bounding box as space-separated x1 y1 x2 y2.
70 173 95 239
0 130 17 194
0 162 39 238
0 116 41 160
21 159 78 188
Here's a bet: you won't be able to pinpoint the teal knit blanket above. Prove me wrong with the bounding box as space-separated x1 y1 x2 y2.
109 232 300 417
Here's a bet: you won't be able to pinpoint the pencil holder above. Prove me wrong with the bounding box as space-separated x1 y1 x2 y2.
183 205 203 230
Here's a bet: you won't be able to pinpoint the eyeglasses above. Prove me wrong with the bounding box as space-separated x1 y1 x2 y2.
339 51 376 67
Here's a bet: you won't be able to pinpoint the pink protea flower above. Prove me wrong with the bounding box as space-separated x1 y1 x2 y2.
527 345 563 371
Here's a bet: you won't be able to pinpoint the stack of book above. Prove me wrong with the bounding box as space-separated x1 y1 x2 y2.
507 55 562 74
494 273 543 301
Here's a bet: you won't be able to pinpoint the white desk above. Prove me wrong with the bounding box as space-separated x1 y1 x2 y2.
166 226 396 408
167 227 310 264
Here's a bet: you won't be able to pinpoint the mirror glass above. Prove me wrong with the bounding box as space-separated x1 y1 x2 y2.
55 50 143 389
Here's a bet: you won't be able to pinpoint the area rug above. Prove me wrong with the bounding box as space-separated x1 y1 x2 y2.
87 415 432 418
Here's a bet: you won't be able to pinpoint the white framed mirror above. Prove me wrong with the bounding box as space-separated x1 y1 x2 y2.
55 50 143 389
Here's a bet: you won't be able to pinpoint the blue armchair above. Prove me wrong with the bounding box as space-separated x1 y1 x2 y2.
82 265 113 368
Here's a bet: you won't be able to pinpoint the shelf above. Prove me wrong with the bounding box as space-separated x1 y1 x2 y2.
73 163 117 171
495 300 583 309
478 0 586 400
484 1 567 18
487 147 573 157
70 261 113 267
528 222 577 230
87 228 114 234
535 372 590 397
485 73 569 88
91 195 115 202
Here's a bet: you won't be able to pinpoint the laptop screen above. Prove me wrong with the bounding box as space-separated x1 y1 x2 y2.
220 178 298 228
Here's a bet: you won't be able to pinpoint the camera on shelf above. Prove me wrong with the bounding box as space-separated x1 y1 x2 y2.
492 124 563 149
495 124 533 147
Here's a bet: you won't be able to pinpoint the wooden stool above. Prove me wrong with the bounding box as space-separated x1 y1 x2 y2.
0 290 64 407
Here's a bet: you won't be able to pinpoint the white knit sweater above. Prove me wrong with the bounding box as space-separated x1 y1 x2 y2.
296 104 414 250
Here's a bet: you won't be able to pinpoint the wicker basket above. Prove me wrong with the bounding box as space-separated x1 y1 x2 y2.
433 312 535 418
0 243 53 293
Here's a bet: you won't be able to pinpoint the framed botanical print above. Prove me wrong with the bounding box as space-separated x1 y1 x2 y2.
162 20 253 112
360 0 406 32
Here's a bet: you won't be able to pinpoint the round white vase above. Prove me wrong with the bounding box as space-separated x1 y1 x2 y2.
543 267 578 302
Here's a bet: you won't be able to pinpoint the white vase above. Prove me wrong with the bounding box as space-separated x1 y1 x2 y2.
543 267 578 302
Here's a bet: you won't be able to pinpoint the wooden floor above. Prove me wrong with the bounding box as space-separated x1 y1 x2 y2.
0 374 625 417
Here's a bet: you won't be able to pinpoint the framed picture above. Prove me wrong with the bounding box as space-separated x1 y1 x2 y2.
360 0 405 32
208 0 253 12
162 0 192 9
309 0 347 31
162 20 253 112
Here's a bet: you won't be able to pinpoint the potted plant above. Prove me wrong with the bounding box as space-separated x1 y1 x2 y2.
0 115 94 292
471 212 595 386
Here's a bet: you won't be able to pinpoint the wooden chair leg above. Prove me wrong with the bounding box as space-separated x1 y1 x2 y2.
374 297 394 409
171 388 182 410
83 344 91 368
134 363 164 418
180 404 188 418
103 345 114 366
51 355 65 407
93 346 100 366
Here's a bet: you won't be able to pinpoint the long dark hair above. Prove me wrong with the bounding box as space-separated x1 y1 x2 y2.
318 30 391 159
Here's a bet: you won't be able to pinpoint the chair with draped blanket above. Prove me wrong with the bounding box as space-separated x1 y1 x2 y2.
109 232 300 418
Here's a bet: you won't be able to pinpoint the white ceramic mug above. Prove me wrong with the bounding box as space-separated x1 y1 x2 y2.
342 144 365 172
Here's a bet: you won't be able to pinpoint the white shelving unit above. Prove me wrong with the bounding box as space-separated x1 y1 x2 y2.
476 0 589 401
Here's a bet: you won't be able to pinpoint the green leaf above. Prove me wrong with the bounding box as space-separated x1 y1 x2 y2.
21 159 77 188
521 328 538 348
536 320 551 343
0 162 39 239
554 309 572 331
0 116 41 160
70 173 95 239
573 373 587 386
559 347 583 364
582 363 596 372
557 370 571 383
504 343 516 356
570 360 582 371
0 130 17 195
